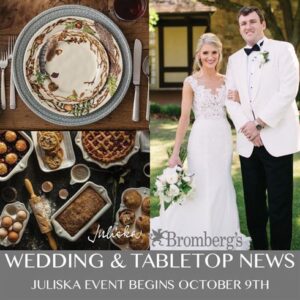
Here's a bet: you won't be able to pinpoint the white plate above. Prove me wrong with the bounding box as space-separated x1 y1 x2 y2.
0 131 34 182
31 131 76 172
110 187 150 250
51 181 112 242
75 131 140 169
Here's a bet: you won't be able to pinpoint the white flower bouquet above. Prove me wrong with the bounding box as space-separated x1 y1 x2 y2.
154 166 194 213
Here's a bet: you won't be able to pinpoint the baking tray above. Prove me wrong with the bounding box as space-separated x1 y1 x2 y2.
31 131 76 172
0 131 34 182
110 187 150 250
0 202 30 247
51 181 112 241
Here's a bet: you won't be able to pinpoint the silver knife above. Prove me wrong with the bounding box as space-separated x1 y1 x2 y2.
132 39 142 122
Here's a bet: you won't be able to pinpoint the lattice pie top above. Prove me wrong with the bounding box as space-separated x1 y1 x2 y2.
81 131 136 163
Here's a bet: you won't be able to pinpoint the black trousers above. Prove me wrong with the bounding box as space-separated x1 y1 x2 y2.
239 147 293 250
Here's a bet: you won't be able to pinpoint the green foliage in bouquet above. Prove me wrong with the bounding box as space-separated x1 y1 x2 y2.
167 145 188 165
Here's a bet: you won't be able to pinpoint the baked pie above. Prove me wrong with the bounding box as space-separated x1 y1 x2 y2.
81 131 136 164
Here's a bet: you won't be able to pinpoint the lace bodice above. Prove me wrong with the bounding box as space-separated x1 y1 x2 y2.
185 76 226 120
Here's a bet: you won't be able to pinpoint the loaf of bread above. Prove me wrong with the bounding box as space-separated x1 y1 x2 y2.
56 187 106 236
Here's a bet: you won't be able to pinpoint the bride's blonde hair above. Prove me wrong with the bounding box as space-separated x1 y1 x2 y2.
192 33 223 73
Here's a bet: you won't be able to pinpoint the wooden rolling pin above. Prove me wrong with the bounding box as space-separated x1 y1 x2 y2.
24 178 57 250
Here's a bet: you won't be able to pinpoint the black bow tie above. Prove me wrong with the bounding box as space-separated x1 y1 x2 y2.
244 41 264 56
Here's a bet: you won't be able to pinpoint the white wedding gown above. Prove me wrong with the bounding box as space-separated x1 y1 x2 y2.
151 76 251 250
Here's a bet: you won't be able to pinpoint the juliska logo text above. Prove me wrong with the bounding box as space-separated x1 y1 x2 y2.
151 229 243 250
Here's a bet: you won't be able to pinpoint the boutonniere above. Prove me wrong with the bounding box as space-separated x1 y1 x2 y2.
258 51 270 68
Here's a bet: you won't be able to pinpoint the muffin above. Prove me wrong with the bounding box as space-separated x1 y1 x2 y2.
5 131 17 143
135 215 150 233
5 153 18 165
119 209 135 226
0 142 7 154
129 233 149 250
123 190 142 210
15 139 28 152
141 197 150 215
0 163 8 176
112 226 130 245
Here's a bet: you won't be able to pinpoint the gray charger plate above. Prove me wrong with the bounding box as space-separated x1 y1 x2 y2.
13 5 132 126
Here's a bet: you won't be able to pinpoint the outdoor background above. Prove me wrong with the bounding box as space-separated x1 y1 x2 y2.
149 0 300 250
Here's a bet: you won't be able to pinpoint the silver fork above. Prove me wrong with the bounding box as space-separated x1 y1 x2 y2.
8 35 17 109
0 51 8 110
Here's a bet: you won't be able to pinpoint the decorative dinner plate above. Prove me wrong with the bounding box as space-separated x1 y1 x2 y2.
13 5 132 126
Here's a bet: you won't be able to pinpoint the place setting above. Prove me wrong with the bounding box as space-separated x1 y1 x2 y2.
0 1 149 129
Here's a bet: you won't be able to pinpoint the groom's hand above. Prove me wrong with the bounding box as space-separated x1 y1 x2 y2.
251 134 264 147
241 121 260 141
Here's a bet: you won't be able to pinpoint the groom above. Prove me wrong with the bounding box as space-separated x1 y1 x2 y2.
226 6 300 250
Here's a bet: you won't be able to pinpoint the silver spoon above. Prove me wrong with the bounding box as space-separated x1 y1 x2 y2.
142 55 149 121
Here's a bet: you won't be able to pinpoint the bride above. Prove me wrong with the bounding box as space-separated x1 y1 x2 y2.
151 33 250 250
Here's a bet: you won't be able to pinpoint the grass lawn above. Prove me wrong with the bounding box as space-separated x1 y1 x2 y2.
150 118 300 250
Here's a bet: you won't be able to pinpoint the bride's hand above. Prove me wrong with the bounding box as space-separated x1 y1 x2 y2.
168 155 182 168
228 90 240 103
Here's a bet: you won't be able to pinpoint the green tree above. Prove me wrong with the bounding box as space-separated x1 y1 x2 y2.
197 0 300 52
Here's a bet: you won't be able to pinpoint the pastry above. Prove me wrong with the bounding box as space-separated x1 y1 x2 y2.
44 149 63 169
81 131 136 163
0 163 8 176
129 233 149 250
37 131 59 151
5 131 17 143
0 142 7 154
119 209 135 226
54 131 63 143
15 139 28 152
112 226 130 245
123 190 142 210
135 215 150 233
141 196 150 215
56 187 106 236
5 153 18 165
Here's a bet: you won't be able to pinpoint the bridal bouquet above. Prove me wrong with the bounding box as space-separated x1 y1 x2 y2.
154 166 194 211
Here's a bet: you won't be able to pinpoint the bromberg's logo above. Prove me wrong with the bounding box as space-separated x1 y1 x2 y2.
150 229 244 250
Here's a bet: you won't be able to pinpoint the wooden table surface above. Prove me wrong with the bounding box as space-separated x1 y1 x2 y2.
0 0 149 130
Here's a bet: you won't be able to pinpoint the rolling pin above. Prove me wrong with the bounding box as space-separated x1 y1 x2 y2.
24 178 57 250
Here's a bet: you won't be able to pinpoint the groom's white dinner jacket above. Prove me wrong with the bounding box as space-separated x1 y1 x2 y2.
226 37 300 158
